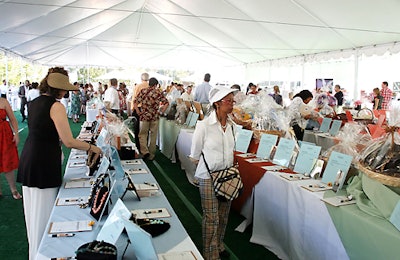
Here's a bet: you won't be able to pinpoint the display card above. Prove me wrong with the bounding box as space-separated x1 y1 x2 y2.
321 151 352 187
256 133 278 160
272 138 295 167
319 117 332 133
329 120 342 136
293 143 321 175
390 201 400 232
97 199 131 244
235 129 253 153
188 113 199 127
184 111 193 126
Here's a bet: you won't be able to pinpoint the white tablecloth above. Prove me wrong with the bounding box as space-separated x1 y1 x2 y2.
37 149 202 260
249 172 349 260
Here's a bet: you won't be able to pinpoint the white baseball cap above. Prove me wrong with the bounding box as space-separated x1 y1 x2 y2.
209 86 238 104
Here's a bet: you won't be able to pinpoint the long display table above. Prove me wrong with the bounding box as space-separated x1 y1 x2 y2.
158 118 400 259
36 148 202 259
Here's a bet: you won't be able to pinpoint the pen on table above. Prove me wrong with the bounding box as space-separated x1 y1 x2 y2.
144 182 155 187
144 209 163 214
49 233 75 238
65 198 81 202
70 177 90 181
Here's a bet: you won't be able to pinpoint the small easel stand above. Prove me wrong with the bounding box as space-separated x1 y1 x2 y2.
122 237 131 258
121 172 141 201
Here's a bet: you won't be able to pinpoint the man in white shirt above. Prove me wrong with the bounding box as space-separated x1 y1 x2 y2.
181 85 194 101
104 78 120 115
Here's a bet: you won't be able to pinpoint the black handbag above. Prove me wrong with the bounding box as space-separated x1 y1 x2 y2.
130 215 171 237
76 240 117 260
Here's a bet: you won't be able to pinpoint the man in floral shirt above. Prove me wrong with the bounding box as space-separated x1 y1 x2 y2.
134 77 169 160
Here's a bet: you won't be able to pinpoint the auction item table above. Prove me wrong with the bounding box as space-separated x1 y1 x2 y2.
159 119 400 259
36 150 202 259
246 171 348 260
303 130 339 153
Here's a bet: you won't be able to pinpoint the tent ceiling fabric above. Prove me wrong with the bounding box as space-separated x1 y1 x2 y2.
1 0 400 69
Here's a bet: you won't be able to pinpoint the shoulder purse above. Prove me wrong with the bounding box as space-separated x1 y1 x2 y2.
201 125 243 201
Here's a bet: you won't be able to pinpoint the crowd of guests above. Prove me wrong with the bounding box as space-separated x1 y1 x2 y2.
0 70 397 260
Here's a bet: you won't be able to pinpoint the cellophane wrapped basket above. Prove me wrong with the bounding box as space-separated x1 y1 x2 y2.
356 103 400 187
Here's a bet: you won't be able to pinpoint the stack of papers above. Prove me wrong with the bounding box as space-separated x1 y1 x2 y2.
131 208 170 219
121 160 142 165
302 184 332 192
245 157 270 163
49 220 93 234
56 196 88 206
158 251 197 260
125 168 148 174
64 178 92 188
322 196 356 207
135 183 160 197
280 173 310 181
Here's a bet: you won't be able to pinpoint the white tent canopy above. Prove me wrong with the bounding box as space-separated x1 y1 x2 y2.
1 0 400 69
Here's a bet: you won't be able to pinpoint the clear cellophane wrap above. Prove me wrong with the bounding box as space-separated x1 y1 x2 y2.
323 123 371 164
357 102 400 180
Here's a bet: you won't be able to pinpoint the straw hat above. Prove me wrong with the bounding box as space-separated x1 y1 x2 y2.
47 72 78 91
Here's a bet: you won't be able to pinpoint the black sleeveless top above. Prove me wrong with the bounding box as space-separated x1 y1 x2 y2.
17 95 62 188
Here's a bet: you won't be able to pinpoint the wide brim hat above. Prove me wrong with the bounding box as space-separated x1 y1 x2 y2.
47 72 78 91
209 86 238 104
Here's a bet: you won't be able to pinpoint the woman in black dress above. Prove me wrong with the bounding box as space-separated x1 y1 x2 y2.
17 67 102 260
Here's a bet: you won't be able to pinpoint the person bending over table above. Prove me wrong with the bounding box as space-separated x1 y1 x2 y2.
189 86 238 260
17 67 102 260
287 89 317 140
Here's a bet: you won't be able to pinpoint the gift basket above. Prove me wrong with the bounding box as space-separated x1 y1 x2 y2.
232 91 287 137
315 92 336 117
357 103 400 187
323 123 371 162
354 108 375 125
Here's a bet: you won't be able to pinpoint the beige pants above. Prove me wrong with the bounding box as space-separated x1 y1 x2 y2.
138 120 159 159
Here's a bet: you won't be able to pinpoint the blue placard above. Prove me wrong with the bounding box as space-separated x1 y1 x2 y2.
272 138 296 167
390 201 400 232
96 199 131 244
319 117 332 133
235 129 253 153
122 218 157 259
321 151 352 185
185 111 193 126
256 133 278 160
293 143 322 174
329 119 342 136
96 128 108 147
95 156 110 179
188 113 199 127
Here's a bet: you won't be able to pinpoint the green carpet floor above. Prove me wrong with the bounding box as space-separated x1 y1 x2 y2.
0 111 278 259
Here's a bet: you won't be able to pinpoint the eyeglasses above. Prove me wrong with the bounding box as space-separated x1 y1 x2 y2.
221 99 236 104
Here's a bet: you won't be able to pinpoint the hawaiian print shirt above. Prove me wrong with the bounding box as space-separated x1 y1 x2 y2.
135 86 168 121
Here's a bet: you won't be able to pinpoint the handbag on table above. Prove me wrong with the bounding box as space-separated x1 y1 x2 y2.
76 240 117 260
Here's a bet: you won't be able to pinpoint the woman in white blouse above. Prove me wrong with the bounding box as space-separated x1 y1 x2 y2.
287 89 315 140
190 86 237 260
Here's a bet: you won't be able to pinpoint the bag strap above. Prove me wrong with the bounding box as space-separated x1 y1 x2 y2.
201 152 212 174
